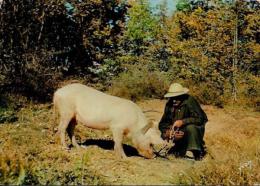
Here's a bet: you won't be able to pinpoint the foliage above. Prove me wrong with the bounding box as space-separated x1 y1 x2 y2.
176 0 191 12
88 58 123 83
122 0 160 56
0 0 127 101
0 110 18 123
162 0 259 107
234 73 260 111
109 63 170 100
0 94 22 123
0 0 259 109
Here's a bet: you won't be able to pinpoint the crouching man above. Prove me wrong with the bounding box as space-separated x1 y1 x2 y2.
159 83 208 160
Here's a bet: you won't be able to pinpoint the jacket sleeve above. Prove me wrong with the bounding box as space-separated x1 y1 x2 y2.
159 103 173 139
182 96 208 126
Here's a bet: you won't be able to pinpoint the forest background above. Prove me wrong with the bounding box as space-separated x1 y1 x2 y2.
0 0 259 111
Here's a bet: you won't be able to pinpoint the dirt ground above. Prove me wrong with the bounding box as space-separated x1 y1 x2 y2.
68 99 260 185
1 99 259 185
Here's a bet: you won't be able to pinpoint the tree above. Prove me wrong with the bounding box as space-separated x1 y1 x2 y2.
176 0 191 12
0 0 128 100
122 0 159 56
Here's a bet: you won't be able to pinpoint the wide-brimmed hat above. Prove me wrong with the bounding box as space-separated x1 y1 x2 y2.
164 83 189 98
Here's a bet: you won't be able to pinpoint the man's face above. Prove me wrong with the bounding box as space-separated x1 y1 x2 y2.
171 95 184 107
172 99 182 107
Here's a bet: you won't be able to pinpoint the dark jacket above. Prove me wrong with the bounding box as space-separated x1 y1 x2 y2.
159 94 208 139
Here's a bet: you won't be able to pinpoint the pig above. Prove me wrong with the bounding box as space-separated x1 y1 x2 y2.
53 83 165 159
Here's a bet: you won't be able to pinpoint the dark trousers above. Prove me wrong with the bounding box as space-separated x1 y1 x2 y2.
169 124 205 157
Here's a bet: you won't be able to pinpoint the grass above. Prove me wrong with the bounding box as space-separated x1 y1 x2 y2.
186 135 260 185
0 101 259 185
0 104 105 185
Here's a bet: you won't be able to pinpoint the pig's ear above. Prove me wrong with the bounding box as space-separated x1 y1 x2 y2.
141 121 153 134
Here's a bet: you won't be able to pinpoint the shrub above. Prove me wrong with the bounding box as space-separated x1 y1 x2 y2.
238 74 260 111
186 81 225 107
0 0 127 101
0 94 23 123
0 110 18 123
109 65 170 101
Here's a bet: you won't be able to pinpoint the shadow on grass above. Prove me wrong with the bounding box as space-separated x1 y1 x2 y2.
80 139 141 157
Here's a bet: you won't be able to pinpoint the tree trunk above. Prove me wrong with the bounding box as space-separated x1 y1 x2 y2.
232 0 238 102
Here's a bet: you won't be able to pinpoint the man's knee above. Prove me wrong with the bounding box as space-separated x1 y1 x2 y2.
185 124 197 133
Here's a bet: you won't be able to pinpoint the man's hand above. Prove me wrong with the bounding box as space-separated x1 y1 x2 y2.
173 120 184 128
164 129 174 141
